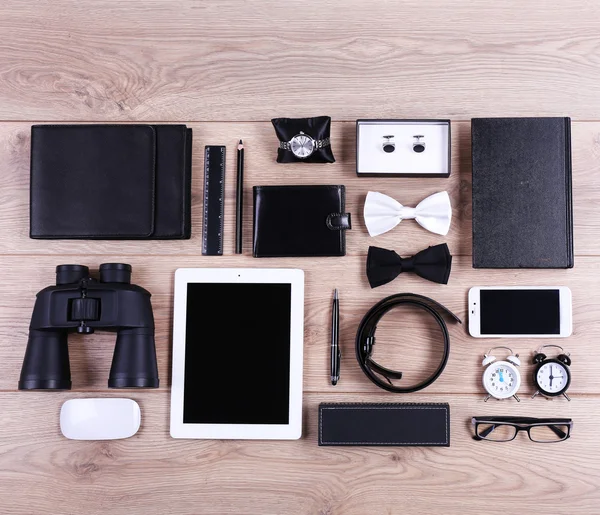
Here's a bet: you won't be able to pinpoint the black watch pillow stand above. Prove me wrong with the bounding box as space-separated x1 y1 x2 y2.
272 116 336 163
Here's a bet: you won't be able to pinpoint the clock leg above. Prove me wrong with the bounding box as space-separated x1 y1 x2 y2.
484 394 491 402
513 394 521 402
563 392 571 401
531 391 540 399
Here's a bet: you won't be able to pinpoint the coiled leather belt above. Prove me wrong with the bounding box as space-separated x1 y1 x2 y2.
355 293 462 393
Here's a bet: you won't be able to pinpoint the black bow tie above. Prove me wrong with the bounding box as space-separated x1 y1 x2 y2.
366 244 452 288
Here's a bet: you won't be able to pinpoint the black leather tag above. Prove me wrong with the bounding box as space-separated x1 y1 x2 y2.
318 403 450 446
326 213 351 231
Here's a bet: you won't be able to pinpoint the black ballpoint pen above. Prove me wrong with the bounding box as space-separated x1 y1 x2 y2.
331 288 340 386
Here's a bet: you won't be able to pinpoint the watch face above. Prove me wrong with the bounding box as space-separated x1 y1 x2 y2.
290 133 315 158
536 361 569 395
483 361 521 399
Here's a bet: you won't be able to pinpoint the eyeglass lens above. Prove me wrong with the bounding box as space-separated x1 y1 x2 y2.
477 423 517 442
476 421 570 442
529 424 570 442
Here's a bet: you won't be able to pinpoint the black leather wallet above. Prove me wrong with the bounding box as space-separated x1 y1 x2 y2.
253 185 351 257
30 124 192 239
319 403 450 446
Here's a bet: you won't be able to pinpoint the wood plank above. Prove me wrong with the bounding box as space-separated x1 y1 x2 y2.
2 255 598 394
0 120 597 255
2 1 600 121
0 391 597 515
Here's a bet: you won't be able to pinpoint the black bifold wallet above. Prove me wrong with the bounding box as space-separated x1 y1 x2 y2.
253 185 351 257
30 124 192 239
319 403 450 446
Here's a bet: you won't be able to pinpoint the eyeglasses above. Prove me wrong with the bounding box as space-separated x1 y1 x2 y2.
472 416 573 443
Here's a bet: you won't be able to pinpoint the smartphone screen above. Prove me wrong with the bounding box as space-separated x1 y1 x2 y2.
480 289 561 335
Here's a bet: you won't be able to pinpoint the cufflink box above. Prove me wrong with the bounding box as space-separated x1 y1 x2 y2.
356 119 451 178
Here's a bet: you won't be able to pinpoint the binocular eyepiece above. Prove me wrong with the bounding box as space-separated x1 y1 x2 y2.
19 264 159 390
56 263 132 285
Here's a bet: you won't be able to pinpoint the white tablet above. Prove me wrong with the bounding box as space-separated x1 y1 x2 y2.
170 268 304 440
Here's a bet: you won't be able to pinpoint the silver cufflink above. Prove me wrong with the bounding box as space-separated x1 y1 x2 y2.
413 135 425 153
382 135 395 153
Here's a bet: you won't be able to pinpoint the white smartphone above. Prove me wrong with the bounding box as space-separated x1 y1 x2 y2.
468 286 572 338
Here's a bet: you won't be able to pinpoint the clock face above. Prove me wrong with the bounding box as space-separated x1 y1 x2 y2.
290 133 315 158
483 361 521 399
536 361 569 395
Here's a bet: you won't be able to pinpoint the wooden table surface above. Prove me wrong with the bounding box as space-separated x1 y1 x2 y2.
1 1 600 514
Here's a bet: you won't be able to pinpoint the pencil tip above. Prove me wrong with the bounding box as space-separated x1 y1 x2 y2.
334 288 338 299
239 139 243 144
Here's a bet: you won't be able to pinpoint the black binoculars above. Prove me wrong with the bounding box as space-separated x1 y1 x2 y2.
19 264 159 390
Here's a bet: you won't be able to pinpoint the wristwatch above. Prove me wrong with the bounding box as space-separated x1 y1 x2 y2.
279 131 331 159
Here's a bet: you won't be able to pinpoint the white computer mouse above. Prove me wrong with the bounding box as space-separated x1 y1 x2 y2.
60 398 141 440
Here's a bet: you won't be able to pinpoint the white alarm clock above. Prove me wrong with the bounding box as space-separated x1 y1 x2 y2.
482 346 521 402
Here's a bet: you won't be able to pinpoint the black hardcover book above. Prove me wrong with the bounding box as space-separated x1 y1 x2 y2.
471 117 573 268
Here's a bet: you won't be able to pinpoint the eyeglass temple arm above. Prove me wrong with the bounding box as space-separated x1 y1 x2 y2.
476 424 496 439
548 424 567 439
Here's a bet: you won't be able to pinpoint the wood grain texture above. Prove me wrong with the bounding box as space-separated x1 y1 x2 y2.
0 392 598 515
2 0 600 120
1 1 600 513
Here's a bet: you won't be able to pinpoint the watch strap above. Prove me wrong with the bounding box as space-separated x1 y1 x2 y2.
319 403 450 446
278 136 331 151
315 137 331 149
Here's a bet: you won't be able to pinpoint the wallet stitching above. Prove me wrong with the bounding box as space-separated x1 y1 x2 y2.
30 125 157 238
319 405 448 445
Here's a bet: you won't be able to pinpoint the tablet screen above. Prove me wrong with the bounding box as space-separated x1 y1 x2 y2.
183 282 292 424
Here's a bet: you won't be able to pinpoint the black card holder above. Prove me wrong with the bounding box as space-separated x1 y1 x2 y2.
30 124 192 240
253 185 351 257
319 403 450 446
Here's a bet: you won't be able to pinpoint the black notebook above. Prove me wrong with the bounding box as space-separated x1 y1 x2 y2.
471 117 573 268
30 124 192 240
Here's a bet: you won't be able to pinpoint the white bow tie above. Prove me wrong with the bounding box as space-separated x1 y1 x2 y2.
364 191 452 237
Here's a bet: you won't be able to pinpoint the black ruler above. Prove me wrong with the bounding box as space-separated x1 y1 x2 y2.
202 145 226 255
